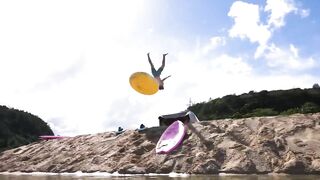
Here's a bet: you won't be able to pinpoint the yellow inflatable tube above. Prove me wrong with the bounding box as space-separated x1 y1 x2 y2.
129 72 159 95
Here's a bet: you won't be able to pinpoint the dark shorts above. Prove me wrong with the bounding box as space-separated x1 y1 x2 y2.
151 67 163 77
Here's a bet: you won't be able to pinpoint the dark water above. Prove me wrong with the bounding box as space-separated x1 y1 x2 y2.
1 174 320 180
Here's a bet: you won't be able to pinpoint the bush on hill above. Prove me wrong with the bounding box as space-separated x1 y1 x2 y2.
188 87 320 120
0 105 53 152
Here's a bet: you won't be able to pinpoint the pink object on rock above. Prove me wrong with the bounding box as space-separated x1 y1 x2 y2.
39 135 67 140
156 120 186 154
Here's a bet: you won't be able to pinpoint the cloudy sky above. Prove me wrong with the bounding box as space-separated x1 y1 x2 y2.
0 0 319 136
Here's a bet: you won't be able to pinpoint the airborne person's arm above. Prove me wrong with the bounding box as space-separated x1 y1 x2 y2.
162 75 171 82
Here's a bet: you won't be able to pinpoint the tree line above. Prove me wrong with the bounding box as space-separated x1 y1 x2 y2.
0 105 53 152
188 86 320 120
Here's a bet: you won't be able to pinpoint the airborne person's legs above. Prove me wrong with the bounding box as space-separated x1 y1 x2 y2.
147 53 158 77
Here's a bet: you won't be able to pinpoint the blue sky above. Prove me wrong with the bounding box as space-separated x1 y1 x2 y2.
0 0 319 136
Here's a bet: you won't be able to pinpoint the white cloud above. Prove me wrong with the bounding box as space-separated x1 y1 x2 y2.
169 44 256 101
228 0 314 70
265 0 297 29
202 36 226 55
254 44 268 59
228 1 271 46
171 43 317 107
289 44 299 58
265 0 310 24
299 9 310 18
209 54 252 75
262 44 316 71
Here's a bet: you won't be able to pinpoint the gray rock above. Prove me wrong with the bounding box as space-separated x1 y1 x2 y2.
0 113 320 174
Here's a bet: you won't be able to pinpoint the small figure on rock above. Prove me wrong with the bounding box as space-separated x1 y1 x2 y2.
116 126 125 135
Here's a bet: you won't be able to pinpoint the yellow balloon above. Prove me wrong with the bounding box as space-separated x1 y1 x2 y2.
129 72 159 95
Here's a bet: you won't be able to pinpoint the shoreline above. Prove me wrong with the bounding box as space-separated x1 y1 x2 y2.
1 171 320 177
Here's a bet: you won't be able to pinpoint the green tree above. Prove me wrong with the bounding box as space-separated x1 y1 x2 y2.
188 87 320 120
313 83 320 89
300 102 320 113
0 105 53 152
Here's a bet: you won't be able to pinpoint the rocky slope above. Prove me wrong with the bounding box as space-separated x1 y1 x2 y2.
1 113 320 174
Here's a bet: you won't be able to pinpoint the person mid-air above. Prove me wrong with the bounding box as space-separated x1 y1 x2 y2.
147 53 171 90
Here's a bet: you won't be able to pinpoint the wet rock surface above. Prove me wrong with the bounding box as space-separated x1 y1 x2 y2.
1 113 320 174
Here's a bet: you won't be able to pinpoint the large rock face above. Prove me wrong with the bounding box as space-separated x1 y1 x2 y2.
0 113 320 174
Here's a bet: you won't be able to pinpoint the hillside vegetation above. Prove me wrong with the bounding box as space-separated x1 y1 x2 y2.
188 87 320 120
0 105 53 152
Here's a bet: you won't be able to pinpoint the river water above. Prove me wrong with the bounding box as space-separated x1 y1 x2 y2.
1 173 320 180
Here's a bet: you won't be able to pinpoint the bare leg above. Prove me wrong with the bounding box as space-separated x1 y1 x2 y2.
157 53 168 73
147 53 155 69
161 53 168 69
148 53 157 77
